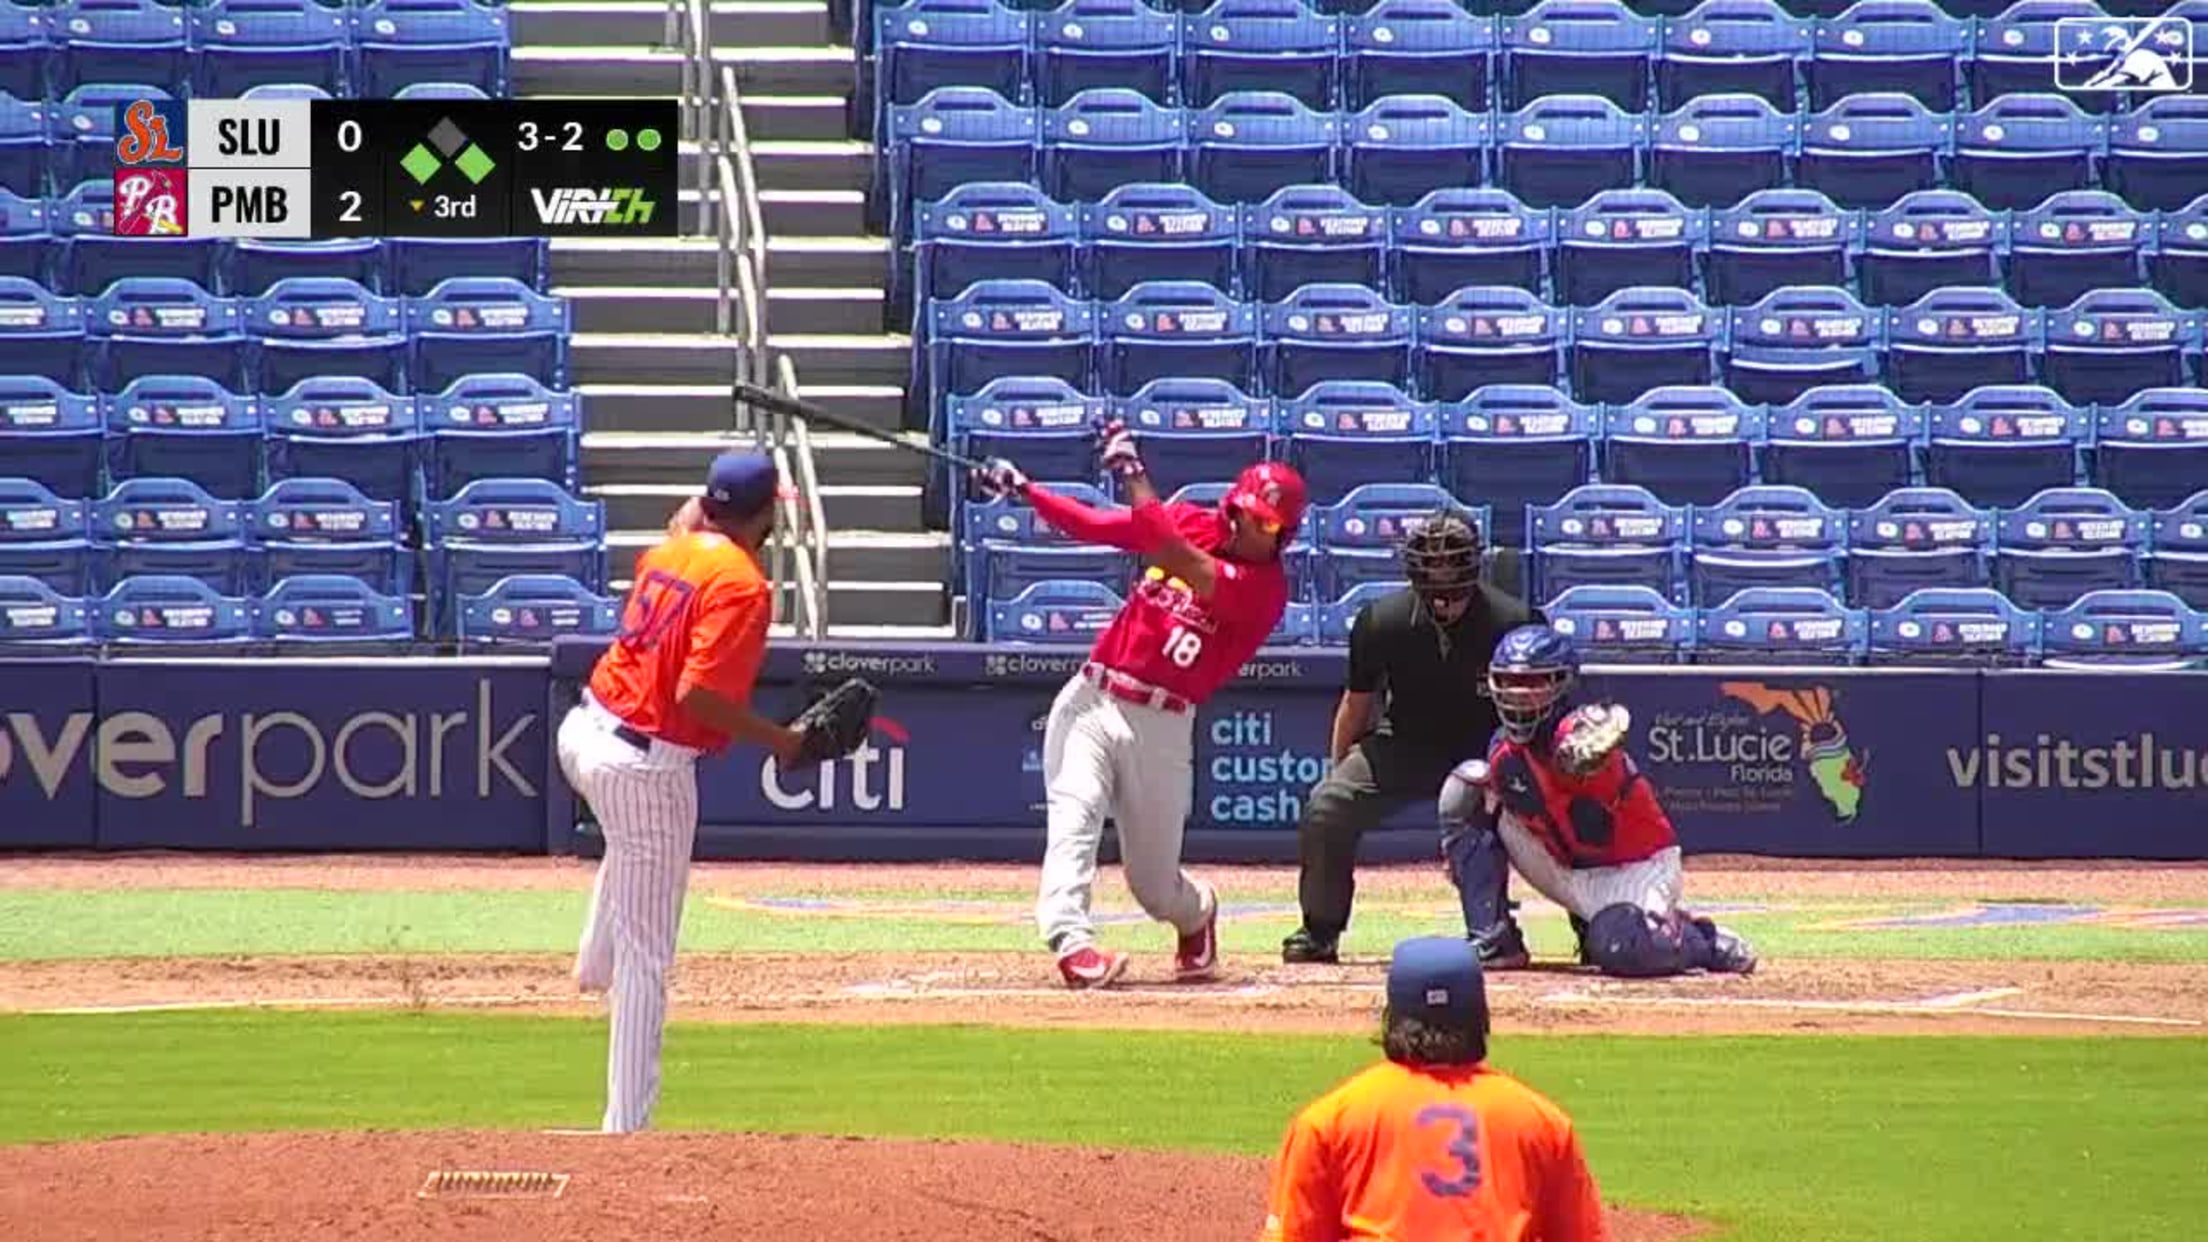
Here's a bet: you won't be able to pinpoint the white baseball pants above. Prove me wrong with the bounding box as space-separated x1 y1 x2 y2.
1495 814 1685 922
556 695 700 1134
1035 673 1210 952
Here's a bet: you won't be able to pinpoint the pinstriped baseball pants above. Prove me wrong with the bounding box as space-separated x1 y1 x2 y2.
557 701 700 1134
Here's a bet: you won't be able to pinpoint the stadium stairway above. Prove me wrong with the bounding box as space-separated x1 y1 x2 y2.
513 0 947 636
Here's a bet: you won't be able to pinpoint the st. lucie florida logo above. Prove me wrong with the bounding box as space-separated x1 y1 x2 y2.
1720 682 1866 822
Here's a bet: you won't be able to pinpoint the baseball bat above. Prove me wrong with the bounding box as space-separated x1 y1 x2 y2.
733 379 993 474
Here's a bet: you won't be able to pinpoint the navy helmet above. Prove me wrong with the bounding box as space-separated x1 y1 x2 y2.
1488 623 1579 741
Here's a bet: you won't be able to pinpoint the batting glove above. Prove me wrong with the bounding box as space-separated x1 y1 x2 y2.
1097 418 1146 481
970 457 1030 502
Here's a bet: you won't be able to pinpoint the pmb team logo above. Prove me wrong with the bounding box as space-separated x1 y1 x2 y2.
112 98 188 237
1721 682 1866 823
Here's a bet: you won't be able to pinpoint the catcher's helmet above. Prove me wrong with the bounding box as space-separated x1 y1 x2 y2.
1223 461 1308 541
1488 624 1578 741
1401 509 1483 598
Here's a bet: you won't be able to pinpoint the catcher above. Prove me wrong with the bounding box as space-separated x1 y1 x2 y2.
556 449 875 1132
1436 624 1757 978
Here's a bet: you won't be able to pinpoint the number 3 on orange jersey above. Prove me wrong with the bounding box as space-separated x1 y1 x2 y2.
1414 1105 1483 1198
618 569 694 651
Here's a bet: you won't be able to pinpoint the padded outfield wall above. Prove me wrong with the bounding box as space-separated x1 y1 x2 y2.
0 644 2202 860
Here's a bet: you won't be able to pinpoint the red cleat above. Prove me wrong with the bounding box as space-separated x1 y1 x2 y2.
1175 884 1220 982
1057 945 1131 990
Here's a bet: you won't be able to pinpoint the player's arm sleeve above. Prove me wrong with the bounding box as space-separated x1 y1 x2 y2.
1025 483 1146 553
1537 1119 1609 1242
677 574 772 704
1259 1112 1343 1242
1344 605 1385 693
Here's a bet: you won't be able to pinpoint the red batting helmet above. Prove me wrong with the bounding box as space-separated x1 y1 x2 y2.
1222 461 1308 541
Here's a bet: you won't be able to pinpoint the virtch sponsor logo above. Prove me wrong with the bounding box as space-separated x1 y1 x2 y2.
1947 733 2208 790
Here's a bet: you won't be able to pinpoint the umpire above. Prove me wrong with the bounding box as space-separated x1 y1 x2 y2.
1282 509 1541 966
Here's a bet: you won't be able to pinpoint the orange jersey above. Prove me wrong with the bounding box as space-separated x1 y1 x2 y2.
1261 1061 1607 1242
588 531 771 753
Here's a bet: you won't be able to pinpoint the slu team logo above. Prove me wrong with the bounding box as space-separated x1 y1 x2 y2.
1719 682 1866 822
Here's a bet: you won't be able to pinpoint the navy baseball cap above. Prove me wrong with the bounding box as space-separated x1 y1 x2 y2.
703 449 784 514
1386 936 1488 1027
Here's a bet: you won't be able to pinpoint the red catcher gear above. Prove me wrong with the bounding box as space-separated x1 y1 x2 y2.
1223 461 1308 544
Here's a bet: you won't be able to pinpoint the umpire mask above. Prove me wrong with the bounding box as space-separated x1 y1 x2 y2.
1401 510 1483 623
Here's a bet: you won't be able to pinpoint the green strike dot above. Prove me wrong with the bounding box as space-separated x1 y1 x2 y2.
636 128 663 152
605 129 629 152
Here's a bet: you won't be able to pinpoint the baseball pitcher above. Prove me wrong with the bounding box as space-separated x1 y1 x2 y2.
1438 624 1758 978
970 419 1306 988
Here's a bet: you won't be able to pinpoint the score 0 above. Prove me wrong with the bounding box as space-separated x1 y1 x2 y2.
311 110 385 239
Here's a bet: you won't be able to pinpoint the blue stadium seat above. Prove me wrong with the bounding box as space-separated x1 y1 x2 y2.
1096 280 1259 395
2037 589 2208 670
963 491 1134 624
1034 0 1177 107
239 83 333 101
1692 585 1866 663
888 88 1039 241
1845 484 1992 606
353 0 511 97
2146 489 2208 608
907 182 1080 325
1180 0 1341 110
1604 385 1763 506
1884 288 2041 405
1344 95 1486 209
0 278 86 390
392 82 490 100
1317 579 1405 644
1805 0 1964 113
875 0 1030 139
104 376 263 500
2108 97 2208 214
0 377 101 499
1082 182 1239 299
1241 183 1386 302
1569 286 1719 404
1865 587 2039 666
86 279 247 392
387 238 548 297
56 179 219 296
93 574 252 647
1188 91 1339 205
0 93 47 199
1657 0 1806 111
1278 380 1435 504
1546 584 1692 662
1859 190 2002 311
251 477 408 596
224 240 387 298
1042 90 1180 205
50 87 168 198
251 574 415 648
0 187 46 285
1262 283 1414 396
1530 484 1688 604
0 574 92 648
1269 599 1317 644
1311 483 1474 600
1951 94 2103 213
2041 288 2199 409
455 573 621 650
1924 383 2082 508
0 11 46 103
249 278 409 396
1113 376 1270 500
1797 93 1949 210
422 373 581 499
52 0 188 98
1688 483 1846 605
2095 390 2208 512
92 477 255 596
921 279 1095 420
1993 485 2147 610
1702 188 1855 308
985 578 1124 643
0 478 93 595
1416 284 1565 400
1496 94 1640 210
1344 0 1494 111
422 477 606 635
1502 0 1656 111
405 277 570 393
2148 193 2208 309
2006 191 2144 311
1555 188 1703 308
947 376 1104 512
263 376 424 508
1724 285 1882 406
191 0 352 98
1969 0 2107 115
1648 93 1797 210
1389 188 1550 304
1439 384 1594 545
1761 383 1923 508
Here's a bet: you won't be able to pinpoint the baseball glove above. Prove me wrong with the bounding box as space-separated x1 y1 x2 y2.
786 677 880 766
1553 703 1631 776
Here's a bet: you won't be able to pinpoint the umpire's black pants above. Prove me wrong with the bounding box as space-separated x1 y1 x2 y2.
1295 730 1463 941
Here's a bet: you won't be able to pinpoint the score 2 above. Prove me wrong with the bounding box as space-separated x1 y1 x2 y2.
309 105 386 239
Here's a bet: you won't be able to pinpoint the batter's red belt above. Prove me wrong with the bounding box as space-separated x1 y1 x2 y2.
1081 662 1193 716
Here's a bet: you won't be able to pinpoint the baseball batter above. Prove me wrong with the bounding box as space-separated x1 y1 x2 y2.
971 419 1305 988
1438 624 1758 978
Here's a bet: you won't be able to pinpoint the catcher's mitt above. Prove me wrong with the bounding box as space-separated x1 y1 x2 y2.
787 677 880 766
1552 703 1631 776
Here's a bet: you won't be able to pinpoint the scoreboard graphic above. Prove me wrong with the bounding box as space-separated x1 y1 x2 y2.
107 96 679 240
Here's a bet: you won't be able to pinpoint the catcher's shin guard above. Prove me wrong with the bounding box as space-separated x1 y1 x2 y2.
1439 761 1522 957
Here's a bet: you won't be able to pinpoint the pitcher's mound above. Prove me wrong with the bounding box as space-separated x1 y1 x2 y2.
0 1130 1708 1241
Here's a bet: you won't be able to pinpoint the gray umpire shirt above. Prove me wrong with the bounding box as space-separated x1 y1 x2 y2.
1343 583 1543 765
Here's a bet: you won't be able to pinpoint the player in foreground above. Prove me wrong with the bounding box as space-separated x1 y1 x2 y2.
970 421 1304 988
1260 935 1607 1241
1439 624 1757 978
557 450 874 1132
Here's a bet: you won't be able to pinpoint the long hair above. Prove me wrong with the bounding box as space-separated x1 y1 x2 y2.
1379 1006 1488 1068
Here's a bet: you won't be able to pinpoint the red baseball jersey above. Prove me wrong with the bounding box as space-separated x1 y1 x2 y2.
1485 710 1679 869
1085 501 1290 705
589 531 771 753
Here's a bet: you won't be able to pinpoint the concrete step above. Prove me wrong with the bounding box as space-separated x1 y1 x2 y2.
549 237 724 288
719 44 856 96
761 189 866 236
752 140 873 193
824 580 948 628
514 46 682 96
578 383 742 433
610 527 948 581
766 235 887 288
772 333 911 388
586 430 925 487
768 286 883 336
572 332 739 384
564 286 733 334
511 0 830 47
784 382 904 432
591 481 919 531
826 621 958 641
746 94 852 142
